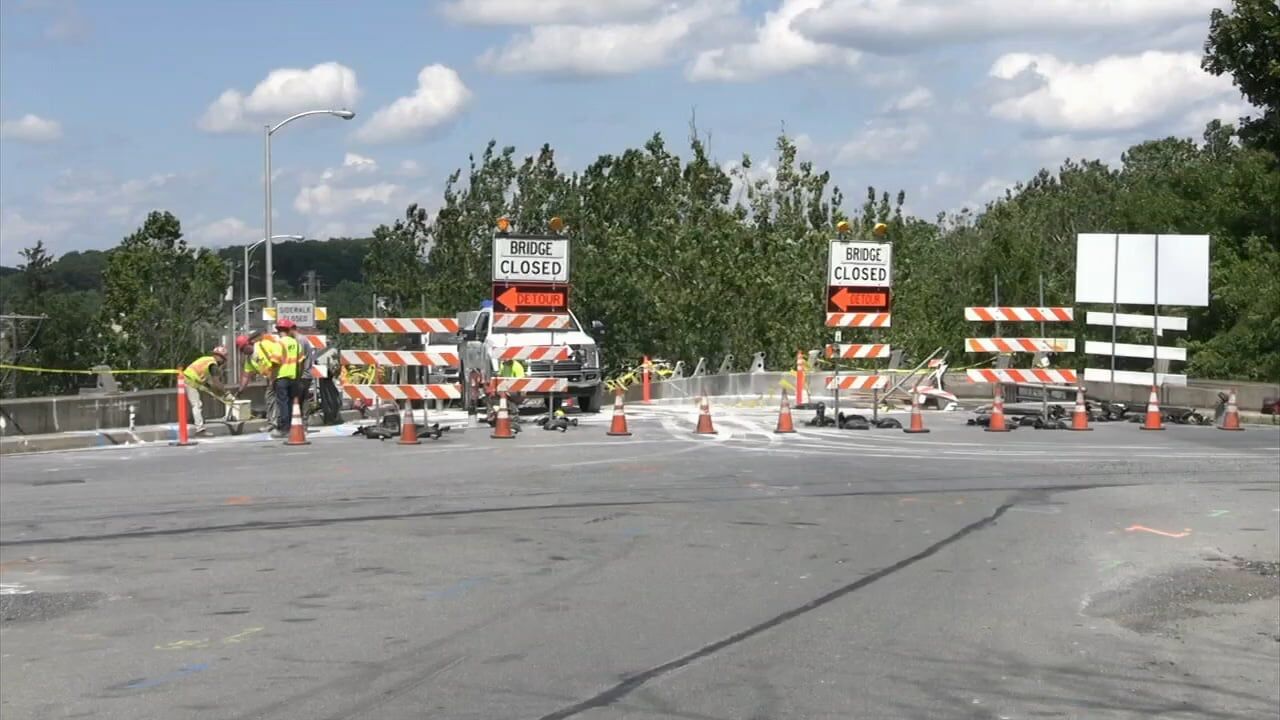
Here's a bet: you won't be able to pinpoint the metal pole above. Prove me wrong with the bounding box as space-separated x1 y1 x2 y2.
243 244 251 330
229 303 239 386
264 124 274 310
1040 273 1048 421
1152 234 1160 392
993 272 1001 338
1111 233 1119 404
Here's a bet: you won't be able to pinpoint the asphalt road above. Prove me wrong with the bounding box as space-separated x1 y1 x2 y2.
1 404 1278 719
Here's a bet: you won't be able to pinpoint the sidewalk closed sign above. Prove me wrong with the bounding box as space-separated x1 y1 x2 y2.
274 301 316 328
829 241 893 287
493 234 570 283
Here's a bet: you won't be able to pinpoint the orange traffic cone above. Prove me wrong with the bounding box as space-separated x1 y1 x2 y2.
1140 386 1164 431
284 399 310 446
490 393 516 439
398 406 422 445
985 386 1011 433
1218 388 1244 432
903 390 930 434
1068 387 1092 431
607 392 632 437
775 395 796 434
693 395 717 435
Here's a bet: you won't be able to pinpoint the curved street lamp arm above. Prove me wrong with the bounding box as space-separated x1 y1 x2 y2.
269 109 355 135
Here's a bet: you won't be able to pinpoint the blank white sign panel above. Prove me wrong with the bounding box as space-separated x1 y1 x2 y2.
1075 234 1209 307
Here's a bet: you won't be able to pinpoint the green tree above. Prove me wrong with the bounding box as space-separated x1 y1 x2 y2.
17 241 55 303
1203 0 1280 157
99 211 226 384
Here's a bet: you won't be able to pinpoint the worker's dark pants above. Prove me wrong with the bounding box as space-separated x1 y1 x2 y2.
275 378 293 431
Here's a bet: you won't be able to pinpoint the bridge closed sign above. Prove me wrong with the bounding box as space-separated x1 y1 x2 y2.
829 241 893 287
493 234 570 284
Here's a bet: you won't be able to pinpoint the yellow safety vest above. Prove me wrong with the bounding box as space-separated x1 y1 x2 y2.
500 359 525 378
245 338 283 377
277 335 300 380
184 356 219 387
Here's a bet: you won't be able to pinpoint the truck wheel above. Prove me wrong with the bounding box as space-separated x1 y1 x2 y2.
578 391 602 413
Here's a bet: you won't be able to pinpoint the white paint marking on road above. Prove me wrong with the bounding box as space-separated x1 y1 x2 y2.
0 583 33 595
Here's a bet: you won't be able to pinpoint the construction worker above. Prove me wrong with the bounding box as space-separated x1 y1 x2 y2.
273 319 303 435
236 333 285 433
183 346 231 435
497 357 526 409
499 358 525 378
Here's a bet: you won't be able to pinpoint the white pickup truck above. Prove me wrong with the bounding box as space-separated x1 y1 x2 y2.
457 303 605 413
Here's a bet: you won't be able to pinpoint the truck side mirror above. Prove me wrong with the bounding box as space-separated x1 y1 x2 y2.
591 320 606 336
462 326 478 342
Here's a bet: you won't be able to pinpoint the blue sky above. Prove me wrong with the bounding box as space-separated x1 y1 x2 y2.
0 0 1252 264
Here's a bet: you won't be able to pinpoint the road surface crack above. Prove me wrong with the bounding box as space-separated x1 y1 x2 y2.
535 502 1013 719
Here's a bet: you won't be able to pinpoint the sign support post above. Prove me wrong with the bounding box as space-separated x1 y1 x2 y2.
1152 234 1160 395
1111 233 1119 404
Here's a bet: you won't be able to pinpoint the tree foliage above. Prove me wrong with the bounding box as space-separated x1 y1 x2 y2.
98 211 226 384
1203 0 1280 157
7 47 1280 398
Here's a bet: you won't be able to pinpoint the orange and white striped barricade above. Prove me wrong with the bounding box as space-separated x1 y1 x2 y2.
824 375 889 391
964 307 1074 323
825 313 891 328
965 369 1079 385
965 306 1077 426
338 317 461 334
491 378 568 394
342 384 462 403
492 313 573 330
339 317 463 434
824 343 892 360
964 338 1076 353
339 348 461 367
495 346 573 362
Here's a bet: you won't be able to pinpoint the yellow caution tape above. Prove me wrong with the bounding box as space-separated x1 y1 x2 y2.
0 364 179 375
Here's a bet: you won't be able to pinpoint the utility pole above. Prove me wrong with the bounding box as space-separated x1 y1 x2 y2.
303 270 320 301
0 314 46 398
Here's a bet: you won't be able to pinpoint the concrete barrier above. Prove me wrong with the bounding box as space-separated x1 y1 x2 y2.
1 384 272 436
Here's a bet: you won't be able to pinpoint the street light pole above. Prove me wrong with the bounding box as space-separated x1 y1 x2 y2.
244 234 302 331
263 108 355 310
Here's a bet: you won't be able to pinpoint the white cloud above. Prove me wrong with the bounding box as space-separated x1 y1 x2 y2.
0 210 74 262
354 65 471 144
294 182 406 217
0 169 184 261
43 170 177 209
886 86 933 112
0 113 63 143
1024 134 1129 167
988 51 1238 132
442 0 666 25
1180 97 1257 135
835 122 929 164
479 0 736 76
397 159 425 177
198 62 360 133
342 152 377 172
795 0 1226 53
189 217 262 246
688 0 858 82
